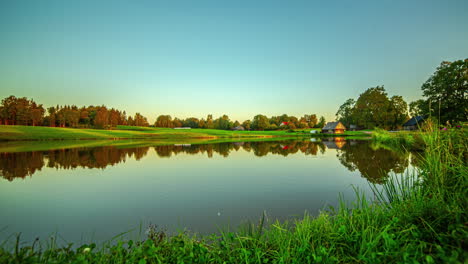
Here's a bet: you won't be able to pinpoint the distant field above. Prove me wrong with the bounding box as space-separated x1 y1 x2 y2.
0 125 314 141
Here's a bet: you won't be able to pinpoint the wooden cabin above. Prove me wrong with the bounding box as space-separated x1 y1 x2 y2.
321 121 346 134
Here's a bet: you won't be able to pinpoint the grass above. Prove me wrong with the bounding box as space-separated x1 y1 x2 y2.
371 128 426 150
1 127 465 263
0 125 370 143
0 125 315 142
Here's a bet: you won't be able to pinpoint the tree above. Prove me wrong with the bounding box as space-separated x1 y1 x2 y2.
317 116 326 128
172 118 182 128
388 96 408 130
251 114 269 130
30 103 45 126
155 115 173 128
421 59 467 123
336 99 356 127
213 115 232 130
206 114 214 129
242 120 251 130
94 107 109 129
354 86 391 129
409 99 428 117
47 107 57 127
134 113 149 127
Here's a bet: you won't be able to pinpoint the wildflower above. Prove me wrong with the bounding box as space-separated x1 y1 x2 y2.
83 247 91 253
443 127 447 131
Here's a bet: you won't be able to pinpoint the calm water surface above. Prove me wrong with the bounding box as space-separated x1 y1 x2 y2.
0 139 419 244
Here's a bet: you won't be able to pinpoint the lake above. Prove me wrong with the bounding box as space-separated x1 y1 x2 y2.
0 138 420 245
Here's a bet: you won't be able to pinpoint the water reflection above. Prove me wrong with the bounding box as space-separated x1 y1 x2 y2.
0 139 419 183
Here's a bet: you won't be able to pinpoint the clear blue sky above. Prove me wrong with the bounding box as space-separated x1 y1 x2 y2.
1 0 467 123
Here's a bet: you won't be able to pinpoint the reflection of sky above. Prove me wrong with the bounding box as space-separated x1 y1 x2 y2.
1 147 377 244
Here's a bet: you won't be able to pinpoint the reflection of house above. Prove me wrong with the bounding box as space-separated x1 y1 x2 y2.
231 126 245 131
403 116 426 130
174 127 191 129
322 137 346 149
322 122 346 134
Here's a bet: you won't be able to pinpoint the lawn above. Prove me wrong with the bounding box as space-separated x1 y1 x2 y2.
0 125 369 142
0 125 309 141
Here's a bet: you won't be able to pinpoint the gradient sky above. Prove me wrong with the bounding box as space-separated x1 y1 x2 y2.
1 0 467 123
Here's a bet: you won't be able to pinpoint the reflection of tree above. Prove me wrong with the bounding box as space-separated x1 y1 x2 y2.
0 147 149 181
336 141 410 184
1 141 328 181
0 152 44 181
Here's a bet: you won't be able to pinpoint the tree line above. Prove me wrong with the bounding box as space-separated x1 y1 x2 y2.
155 114 326 130
0 96 326 130
0 97 149 128
336 59 467 129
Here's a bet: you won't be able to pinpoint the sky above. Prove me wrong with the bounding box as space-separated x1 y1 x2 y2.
1 0 467 123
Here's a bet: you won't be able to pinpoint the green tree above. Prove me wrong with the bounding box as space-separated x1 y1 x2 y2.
388 96 408 129
251 114 270 130
421 59 468 123
214 115 232 130
242 120 251 130
409 99 428 117
335 99 356 127
317 116 326 128
354 86 391 129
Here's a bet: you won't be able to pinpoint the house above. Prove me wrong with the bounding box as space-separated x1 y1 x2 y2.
231 125 245 131
321 121 346 134
402 116 426 131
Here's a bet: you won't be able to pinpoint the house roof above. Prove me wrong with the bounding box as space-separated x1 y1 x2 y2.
403 116 426 127
322 121 345 130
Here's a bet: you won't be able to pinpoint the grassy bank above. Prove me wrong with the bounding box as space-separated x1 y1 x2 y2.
1 127 466 263
371 128 426 150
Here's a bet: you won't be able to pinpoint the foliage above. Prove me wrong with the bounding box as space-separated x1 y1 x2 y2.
251 114 270 130
335 98 355 127
336 87 409 130
316 116 326 128
420 59 468 123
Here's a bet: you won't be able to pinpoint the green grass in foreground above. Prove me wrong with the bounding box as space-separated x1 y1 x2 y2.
1 127 465 263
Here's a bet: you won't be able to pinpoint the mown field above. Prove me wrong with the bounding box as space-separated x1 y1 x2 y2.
0 125 369 142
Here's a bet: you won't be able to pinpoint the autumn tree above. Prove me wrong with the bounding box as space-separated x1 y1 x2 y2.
155 115 174 128
134 113 149 127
